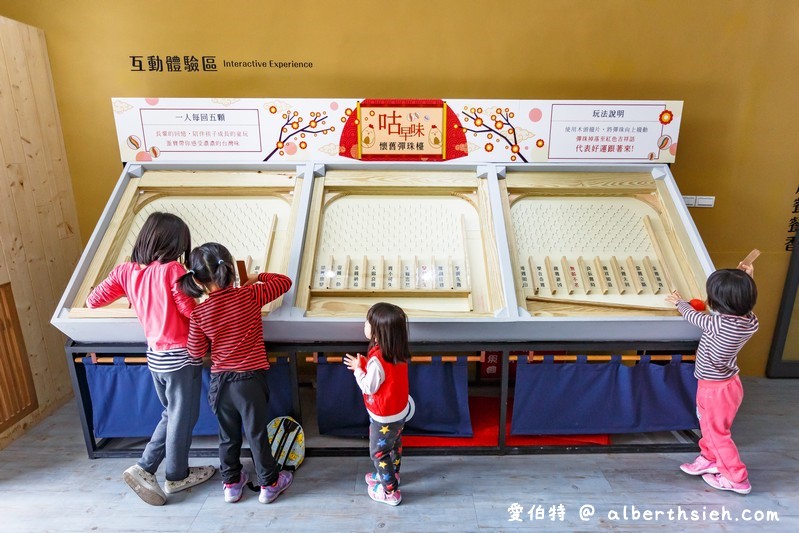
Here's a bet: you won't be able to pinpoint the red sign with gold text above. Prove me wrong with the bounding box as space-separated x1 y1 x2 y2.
339 99 468 161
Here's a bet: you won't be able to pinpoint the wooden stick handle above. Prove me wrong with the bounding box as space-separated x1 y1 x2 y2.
509 354 696 362
643 215 676 293
739 249 760 267
305 355 481 363
236 260 248 285
77 356 282 364
526 294 675 311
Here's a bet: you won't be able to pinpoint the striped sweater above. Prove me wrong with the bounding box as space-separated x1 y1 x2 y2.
676 300 758 380
187 273 292 372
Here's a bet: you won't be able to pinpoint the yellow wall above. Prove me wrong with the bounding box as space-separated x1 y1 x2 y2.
1 0 797 375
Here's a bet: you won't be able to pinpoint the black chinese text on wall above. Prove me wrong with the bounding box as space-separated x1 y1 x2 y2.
129 56 314 72
787 186 799 252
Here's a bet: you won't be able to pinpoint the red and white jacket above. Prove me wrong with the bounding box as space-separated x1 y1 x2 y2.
353 345 411 423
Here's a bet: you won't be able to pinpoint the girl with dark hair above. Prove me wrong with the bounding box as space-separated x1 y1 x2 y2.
86 212 215 506
180 242 293 505
343 302 413 506
666 261 758 495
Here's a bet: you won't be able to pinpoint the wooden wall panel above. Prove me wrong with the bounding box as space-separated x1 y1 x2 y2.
0 15 81 449
0 283 37 433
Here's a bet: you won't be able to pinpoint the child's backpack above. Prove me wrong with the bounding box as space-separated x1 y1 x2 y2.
267 416 305 471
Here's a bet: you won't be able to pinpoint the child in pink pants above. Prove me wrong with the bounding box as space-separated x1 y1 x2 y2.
666 262 758 495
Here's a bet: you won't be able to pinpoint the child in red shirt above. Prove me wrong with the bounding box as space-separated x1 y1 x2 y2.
344 302 413 506
180 242 293 504
87 212 215 505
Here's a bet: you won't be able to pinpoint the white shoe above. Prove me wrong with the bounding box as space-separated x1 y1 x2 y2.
123 465 166 506
164 465 216 494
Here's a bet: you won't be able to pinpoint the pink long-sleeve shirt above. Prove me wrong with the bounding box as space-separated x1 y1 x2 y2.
86 261 196 352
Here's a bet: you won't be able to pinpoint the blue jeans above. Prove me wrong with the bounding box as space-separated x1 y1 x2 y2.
138 364 202 481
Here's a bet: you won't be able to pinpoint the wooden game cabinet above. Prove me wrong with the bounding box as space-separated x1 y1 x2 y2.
52 162 713 457
293 168 505 319
54 162 713 345
52 164 302 343
500 167 708 317
256 162 714 344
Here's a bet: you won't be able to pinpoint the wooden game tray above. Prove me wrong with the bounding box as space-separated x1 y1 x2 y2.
67 170 302 318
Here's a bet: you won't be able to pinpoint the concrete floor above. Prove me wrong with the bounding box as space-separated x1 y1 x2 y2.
1 377 797 532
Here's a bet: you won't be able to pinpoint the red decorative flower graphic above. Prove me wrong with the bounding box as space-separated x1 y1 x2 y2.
460 106 529 162
659 110 674 125
263 109 334 161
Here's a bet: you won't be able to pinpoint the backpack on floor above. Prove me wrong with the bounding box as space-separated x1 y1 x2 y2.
267 416 305 471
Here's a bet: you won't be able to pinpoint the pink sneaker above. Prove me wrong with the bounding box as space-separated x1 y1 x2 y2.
365 471 400 488
368 483 402 506
680 455 719 476
702 473 751 495
223 471 249 503
259 471 293 504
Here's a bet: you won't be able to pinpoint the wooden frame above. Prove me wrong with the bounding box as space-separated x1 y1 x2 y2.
0 283 38 433
502 171 708 317
53 162 715 345
54 162 712 457
67 170 302 318
294 170 505 317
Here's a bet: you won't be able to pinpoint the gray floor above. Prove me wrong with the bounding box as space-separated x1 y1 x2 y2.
1 377 797 532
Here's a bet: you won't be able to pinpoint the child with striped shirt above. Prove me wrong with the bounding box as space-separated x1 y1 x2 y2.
87 212 215 505
666 262 758 495
180 242 293 504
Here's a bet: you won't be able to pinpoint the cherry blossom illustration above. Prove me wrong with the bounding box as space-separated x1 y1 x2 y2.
263 105 336 161
458 106 531 162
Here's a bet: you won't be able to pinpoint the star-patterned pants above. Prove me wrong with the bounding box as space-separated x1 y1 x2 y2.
369 418 404 492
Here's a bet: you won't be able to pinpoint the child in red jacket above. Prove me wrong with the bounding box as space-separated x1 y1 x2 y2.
344 302 413 506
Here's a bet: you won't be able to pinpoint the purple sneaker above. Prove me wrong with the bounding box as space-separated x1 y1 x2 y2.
365 472 400 488
680 455 719 476
223 471 249 503
702 473 751 495
259 471 293 504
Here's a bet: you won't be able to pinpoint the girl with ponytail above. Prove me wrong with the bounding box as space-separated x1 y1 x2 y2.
181 242 294 505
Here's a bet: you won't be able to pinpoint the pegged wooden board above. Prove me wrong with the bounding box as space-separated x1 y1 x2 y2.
504 172 707 317
298 171 502 317
68 170 301 317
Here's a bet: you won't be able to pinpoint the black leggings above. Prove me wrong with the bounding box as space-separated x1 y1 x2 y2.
213 371 279 486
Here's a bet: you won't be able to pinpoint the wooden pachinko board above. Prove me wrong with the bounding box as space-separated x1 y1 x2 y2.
502 171 707 317
294 170 504 318
56 168 301 331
